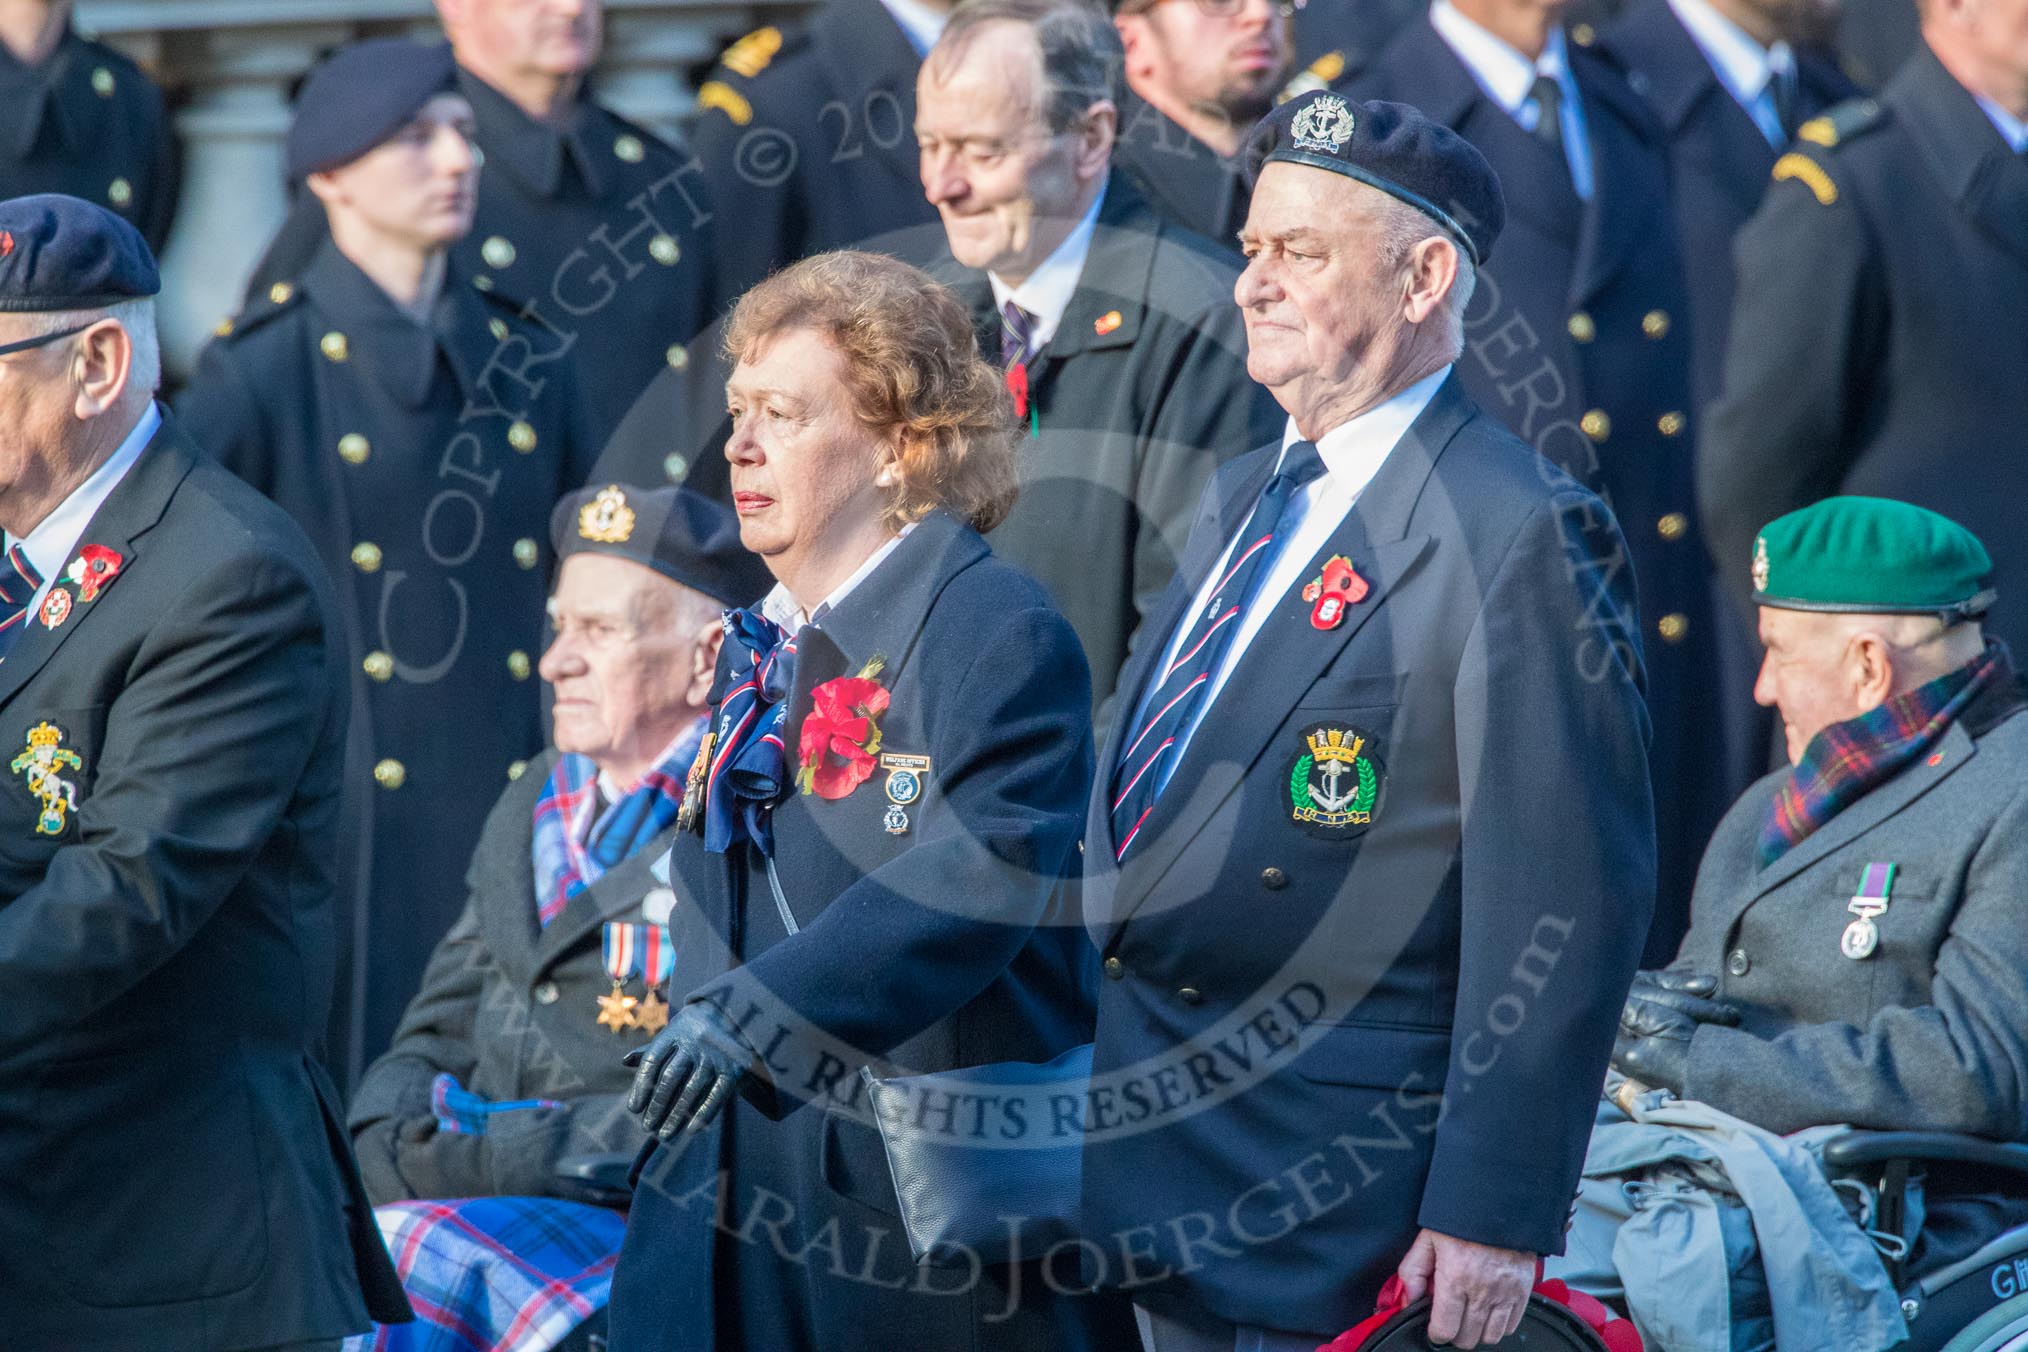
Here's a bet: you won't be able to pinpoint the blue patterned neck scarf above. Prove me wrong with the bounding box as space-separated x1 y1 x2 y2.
703 606 800 856
531 716 707 928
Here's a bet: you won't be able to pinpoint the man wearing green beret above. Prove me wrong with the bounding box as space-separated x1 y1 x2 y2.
1570 496 2028 1342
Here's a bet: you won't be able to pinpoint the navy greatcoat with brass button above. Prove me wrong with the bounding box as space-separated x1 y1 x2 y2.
175 237 596 1087
608 512 1134 1352
1079 375 1655 1337
1347 25 1721 958
0 18 178 253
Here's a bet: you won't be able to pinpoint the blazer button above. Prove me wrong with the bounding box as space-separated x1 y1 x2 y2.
533 981 560 1005
1261 867 1288 890
1726 949 1751 978
1103 956 1125 980
1178 987 1203 1005
373 758 406 790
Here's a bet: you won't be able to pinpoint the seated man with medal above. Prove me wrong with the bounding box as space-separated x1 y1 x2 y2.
608 251 1129 1352
342 486 766 1342
1552 498 2028 1351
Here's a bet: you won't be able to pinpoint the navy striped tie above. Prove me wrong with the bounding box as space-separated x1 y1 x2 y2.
1108 440 1328 860
0 543 44 661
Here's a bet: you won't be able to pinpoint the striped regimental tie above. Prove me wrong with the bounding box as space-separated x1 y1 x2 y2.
0 543 44 661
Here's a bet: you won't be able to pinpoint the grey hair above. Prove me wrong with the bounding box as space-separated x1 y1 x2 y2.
25 297 162 399
1373 196 1476 357
930 0 1123 133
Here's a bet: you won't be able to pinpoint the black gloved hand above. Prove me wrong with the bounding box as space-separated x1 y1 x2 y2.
1609 992 1700 1096
624 1000 758 1139
1628 970 1742 1028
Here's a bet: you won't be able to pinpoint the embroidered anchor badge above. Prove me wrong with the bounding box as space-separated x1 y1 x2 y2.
11 721 83 835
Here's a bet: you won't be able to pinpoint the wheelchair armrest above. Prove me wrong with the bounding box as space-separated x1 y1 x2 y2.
554 1151 637 1192
1818 1129 2028 1177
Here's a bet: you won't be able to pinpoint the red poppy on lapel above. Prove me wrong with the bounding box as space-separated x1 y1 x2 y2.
797 662 890 800
66 544 124 602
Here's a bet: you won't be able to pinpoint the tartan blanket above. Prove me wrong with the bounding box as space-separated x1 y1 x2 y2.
341 1196 626 1352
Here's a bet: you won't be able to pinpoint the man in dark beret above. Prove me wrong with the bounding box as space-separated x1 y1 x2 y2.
174 35 598 1089
0 194 408 1348
1345 0 1725 963
343 485 762 1345
1556 497 2028 1342
1079 93 1653 1349
0 0 178 253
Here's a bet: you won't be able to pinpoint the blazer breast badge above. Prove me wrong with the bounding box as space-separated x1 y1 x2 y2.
10 721 83 835
1287 722 1384 838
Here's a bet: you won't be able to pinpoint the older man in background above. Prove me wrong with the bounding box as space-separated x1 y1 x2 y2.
0 194 408 1350
916 0 1279 718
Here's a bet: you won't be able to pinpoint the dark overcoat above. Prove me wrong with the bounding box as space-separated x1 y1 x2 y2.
0 422 408 1350
1111 92 1251 251
686 0 946 311
608 512 1132 1351
0 18 177 252
1698 44 2028 664
349 748 681 1203
175 238 596 1086
938 177 1280 723
1079 375 1656 1337
1348 22 1721 959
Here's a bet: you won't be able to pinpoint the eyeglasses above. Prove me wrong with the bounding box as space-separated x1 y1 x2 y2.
0 320 92 359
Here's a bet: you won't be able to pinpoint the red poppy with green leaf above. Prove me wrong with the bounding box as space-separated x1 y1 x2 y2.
796 657 891 800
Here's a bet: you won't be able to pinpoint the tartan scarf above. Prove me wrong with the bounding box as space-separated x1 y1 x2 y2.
530 717 707 929
703 606 799 856
1759 641 2012 865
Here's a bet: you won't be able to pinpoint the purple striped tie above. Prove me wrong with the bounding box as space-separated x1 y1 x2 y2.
0 543 44 660
1000 300 1037 367
1108 440 1328 861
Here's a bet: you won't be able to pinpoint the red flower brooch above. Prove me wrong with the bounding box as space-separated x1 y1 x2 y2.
796 658 890 800
66 545 124 603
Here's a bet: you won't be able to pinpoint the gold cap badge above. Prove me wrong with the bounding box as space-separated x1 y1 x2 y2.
579 485 637 543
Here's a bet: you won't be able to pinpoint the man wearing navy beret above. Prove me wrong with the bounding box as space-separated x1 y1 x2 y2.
177 37 598 1088
1079 94 1653 1349
0 194 409 1348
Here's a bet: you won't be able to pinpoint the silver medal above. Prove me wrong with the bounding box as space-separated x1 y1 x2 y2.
1841 915 1879 961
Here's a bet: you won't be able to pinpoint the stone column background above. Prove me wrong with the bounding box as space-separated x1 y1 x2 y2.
74 0 803 378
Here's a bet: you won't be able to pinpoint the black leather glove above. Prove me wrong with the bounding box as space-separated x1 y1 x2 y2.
1609 992 1700 1096
624 1000 759 1139
1628 969 1742 1028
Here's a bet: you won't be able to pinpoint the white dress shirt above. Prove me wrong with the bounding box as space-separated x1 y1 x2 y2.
1975 93 2028 152
879 0 948 57
1667 0 1796 149
1131 367 1450 789
760 521 919 632
3 400 158 621
988 182 1106 353
1430 0 1595 200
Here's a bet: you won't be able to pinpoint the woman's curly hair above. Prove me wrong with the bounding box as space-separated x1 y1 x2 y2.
722 250 1020 534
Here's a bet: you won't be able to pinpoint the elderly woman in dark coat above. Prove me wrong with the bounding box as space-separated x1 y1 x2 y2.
607 252 1126 1350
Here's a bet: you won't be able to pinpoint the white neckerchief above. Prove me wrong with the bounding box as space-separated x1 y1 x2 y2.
1667 0 1794 148
760 521 919 632
879 0 948 57
987 181 1107 353
1430 2 1595 199
1135 366 1451 787
4 400 158 620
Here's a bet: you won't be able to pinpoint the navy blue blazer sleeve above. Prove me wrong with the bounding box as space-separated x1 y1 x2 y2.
0 549 335 1058
708 604 1094 1085
1419 488 1656 1254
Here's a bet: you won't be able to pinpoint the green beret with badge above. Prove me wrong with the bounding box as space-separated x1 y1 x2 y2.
1752 496 1995 622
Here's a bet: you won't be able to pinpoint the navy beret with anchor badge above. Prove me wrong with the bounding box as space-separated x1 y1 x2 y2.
0 193 159 316
551 483 771 609
1243 91 1507 266
284 37 459 181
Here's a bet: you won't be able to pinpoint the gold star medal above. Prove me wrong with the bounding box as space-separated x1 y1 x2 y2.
633 990 670 1034
598 922 642 1032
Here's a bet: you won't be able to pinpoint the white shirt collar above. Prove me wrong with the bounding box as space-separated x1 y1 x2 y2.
759 521 920 631
1975 93 2028 152
878 0 948 57
1278 365 1452 490
1666 0 1790 107
1429 0 1571 116
6 401 158 602
987 181 1106 352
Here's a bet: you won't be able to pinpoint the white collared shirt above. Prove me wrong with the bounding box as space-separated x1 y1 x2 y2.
1975 93 2028 152
4 401 158 620
1430 1 1595 199
879 0 948 57
759 521 920 632
987 182 1107 354
1667 0 1795 149
1132 366 1451 787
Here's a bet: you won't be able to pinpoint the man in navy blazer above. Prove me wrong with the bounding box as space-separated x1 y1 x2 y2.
1079 95 1655 1350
